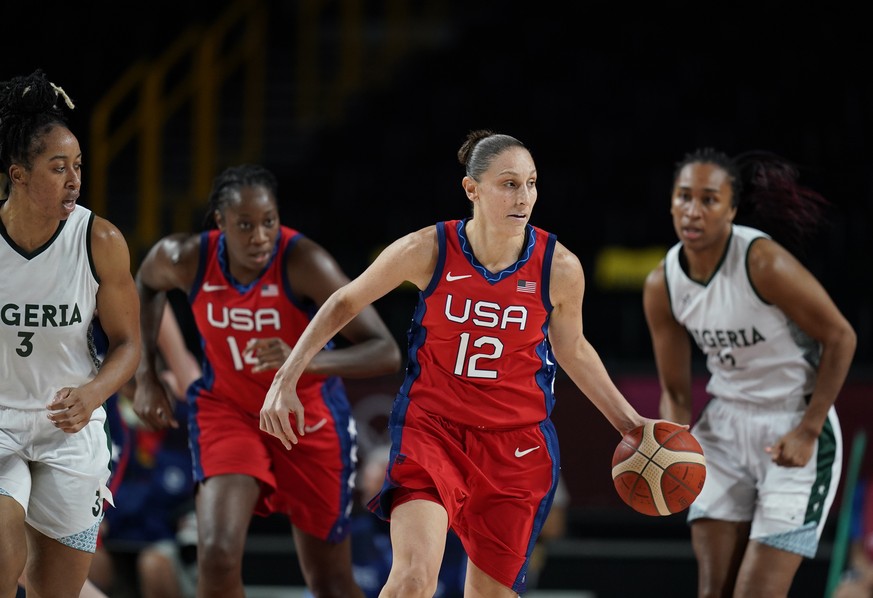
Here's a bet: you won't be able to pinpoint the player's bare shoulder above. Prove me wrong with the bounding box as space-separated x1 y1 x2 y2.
643 258 667 293
549 241 585 300
138 231 203 292
150 232 202 266
89 215 133 281
90 215 130 254
397 224 439 258
371 224 439 291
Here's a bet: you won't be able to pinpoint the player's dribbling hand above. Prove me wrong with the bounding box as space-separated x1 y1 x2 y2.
259 373 306 450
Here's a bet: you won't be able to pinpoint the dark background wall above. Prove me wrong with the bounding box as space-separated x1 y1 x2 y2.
8 0 871 462
7 3 871 595
8 1 872 367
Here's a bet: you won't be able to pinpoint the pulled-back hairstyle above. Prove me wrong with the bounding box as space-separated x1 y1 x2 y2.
0 69 76 199
675 147 830 253
458 129 527 181
202 163 279 228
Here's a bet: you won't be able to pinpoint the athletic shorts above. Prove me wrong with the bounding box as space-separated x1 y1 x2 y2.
189 376 356 542
688 395 842 558
0 405 113 552
368 395 561 594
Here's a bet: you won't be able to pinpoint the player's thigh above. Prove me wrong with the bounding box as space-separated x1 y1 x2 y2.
195 474 260 550
691 519 751 580
291 528 358 590
388 499 449 576
464 559 519 598
0 495 27 580
24 523 94 597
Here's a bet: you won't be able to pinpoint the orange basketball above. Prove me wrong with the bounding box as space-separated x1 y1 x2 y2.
611 421 706 516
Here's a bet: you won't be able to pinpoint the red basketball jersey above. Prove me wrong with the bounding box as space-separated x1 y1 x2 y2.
189 227 328 413
400 219 557 428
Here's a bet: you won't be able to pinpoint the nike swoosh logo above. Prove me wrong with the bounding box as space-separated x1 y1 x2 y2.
203 283 228 292
446 272 472 282
304 418 327 434
515 446 541 458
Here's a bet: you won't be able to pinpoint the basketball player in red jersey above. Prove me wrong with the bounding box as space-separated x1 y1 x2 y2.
260 130 663 597
133 164 401 598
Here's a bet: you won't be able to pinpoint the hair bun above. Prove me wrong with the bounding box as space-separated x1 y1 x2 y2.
0 70 66 117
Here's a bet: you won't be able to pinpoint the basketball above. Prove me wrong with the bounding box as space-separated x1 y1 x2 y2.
611 421 706 516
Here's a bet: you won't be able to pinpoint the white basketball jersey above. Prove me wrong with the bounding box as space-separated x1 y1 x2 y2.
664 224 819 406
0 205 100 410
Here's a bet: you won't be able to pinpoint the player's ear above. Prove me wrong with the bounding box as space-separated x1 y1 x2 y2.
462 176 478 201
213 210 225 230
8 164 26 186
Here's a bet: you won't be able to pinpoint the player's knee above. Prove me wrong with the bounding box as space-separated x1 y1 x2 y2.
197 538 242 575
137 548 173 582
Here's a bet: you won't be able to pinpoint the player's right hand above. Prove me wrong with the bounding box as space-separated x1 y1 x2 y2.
259 371 305 450
133 371 178 430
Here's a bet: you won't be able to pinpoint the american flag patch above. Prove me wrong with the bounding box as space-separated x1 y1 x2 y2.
516 280 536 293
261 284 279 297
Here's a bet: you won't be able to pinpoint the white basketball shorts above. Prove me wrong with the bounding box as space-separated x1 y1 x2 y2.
687 395 842 558
0 405 114 552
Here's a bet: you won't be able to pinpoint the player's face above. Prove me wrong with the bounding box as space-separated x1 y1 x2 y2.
467 146 537 235
215 185 280 281
12 125 82 221
670 162 736 252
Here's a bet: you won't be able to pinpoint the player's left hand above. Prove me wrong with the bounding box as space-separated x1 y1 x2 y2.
765 427 815 467
47 387 97 433
244 337 290 373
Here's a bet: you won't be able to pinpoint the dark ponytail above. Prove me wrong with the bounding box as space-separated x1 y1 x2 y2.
733 151 830 254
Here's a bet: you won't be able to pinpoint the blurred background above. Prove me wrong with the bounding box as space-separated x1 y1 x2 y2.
7 1 872 596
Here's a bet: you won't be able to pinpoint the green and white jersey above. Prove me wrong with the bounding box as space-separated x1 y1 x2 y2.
664 224 819 406
0 205 99 410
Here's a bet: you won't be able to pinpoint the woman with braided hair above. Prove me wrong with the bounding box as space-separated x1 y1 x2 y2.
643 148 857 597
134 162 401 597
0 69 141 598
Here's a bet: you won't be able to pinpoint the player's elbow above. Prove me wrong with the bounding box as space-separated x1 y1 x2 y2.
823 318 857 361
382 338 403 373
374 343 402 376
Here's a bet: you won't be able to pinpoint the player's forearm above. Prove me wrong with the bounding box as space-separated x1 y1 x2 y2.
659 390 692 425
83 340 139 406
135 279 169 379
307 336 401 378
801 326 856 435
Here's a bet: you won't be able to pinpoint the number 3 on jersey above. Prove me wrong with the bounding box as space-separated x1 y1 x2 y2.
453 333 503 379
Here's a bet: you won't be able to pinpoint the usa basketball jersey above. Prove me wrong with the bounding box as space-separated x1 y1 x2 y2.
0 205 99 410
188 227 331 413
664 224 819 406
400 219 557 428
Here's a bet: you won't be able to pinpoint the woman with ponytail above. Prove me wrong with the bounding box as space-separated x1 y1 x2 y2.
643 148 857 597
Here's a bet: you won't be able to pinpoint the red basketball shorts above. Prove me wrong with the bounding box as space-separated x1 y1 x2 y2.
369 395 561 593
190 378 356 542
